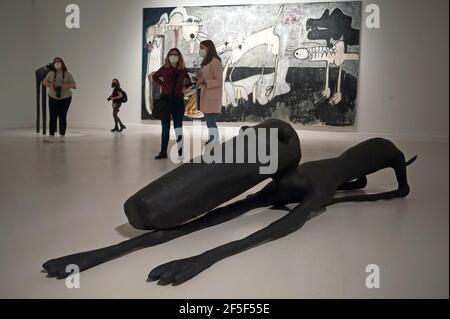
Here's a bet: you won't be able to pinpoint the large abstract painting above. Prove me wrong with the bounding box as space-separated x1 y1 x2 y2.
142 2 361 126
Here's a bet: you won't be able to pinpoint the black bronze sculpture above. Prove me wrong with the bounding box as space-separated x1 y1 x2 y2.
42 119 416 285
35 63 55 134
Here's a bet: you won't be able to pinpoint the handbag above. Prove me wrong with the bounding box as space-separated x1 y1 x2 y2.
152 70 180 120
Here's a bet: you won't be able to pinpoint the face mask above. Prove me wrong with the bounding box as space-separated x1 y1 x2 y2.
169 55 179 64
54 62 62 70
199 49 207 57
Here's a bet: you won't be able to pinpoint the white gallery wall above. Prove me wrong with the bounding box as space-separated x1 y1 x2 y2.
0 0 35 129
1 0 448 140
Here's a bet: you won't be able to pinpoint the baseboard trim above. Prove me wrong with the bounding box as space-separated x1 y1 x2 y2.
69 121 448 144
6 121 448 144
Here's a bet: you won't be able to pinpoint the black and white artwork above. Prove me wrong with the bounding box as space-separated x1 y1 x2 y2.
142 2 361 126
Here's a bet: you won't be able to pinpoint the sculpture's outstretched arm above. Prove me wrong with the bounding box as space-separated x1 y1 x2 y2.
42 194 267 279
148 196 318 286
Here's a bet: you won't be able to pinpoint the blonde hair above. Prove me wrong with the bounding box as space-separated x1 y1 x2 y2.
163 48 186 70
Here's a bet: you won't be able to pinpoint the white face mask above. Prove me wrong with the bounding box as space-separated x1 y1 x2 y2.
169 55 179 64
54 62 62 70
199 49 207 58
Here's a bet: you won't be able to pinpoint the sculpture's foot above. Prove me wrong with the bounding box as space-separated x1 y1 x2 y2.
396 185 410 198
330 92 342 105
330 185 411 205
42 247 115 279
148 254 212 286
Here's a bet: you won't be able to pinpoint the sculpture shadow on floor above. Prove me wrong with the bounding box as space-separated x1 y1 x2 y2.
115 223 149 238
114 203 330 241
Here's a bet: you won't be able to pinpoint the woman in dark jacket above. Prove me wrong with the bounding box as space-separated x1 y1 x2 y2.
151 48 193 159
107 79 126 132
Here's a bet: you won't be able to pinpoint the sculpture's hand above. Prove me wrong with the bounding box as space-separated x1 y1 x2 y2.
147 195 318 286
43 195 265 281
43 246 117 279
148 254 213 286
42 202 250 280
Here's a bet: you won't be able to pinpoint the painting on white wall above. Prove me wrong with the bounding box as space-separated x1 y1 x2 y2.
142 1 361 126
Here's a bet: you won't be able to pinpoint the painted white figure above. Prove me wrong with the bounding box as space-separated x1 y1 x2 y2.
165 7 207 53
216 6 290 107
292 41 359 105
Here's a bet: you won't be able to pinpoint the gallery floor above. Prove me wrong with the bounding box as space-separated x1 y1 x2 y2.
0 125 448 299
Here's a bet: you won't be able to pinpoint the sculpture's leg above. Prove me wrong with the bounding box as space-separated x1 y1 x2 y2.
329 189 405 204
330 65 343 105
314 62 331 104
329 158 412 205
148 195 318 286
43 193 269 279
337 176 367 191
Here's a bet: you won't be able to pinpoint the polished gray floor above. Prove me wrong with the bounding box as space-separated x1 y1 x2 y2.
0 126 448 298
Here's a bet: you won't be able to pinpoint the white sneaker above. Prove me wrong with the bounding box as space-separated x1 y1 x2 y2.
58 135 65 143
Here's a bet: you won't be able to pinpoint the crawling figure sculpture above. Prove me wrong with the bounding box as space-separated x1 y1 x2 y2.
42 119 416 286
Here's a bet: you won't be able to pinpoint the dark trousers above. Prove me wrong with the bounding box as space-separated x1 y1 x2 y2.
49 96 72 136
160 96 185 155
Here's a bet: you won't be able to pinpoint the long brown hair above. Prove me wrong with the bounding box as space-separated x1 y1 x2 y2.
53 57 68 74
200 40 221 67
163 48 186 70
112 78 121 89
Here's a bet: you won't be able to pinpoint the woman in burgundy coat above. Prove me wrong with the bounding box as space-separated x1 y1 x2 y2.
152 48 193 159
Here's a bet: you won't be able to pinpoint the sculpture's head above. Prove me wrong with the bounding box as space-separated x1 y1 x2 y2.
124 119 302 230
45 62 55 72
238 119 301 175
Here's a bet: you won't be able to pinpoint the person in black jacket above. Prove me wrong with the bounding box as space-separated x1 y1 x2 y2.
107 79 126 132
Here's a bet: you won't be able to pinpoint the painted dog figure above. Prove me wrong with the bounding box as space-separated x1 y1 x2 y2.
42 120 416 285
306 8 360 50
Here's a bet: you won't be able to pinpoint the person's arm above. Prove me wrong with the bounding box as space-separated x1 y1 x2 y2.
151 67 164 86
62 82 76 90
111 91 123 100
204 58 223 89
108 88 123 101
182 70 194 94
62 72 76 90
183 70 193 88
43 72 54 88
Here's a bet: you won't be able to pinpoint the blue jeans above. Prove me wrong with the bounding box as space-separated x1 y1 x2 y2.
204 113 219 143
160 96 185 155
